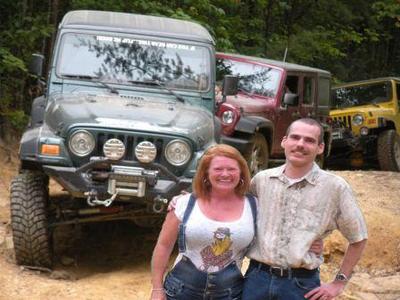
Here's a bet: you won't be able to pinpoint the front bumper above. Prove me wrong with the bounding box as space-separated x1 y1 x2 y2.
330 128 378 162
43 158 192 202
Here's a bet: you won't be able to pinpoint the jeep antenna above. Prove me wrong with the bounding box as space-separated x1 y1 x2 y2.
283 47 288 62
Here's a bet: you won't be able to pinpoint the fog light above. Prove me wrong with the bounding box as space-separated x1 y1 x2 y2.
103 138 125 160
135 141 157 163
360 127 369 136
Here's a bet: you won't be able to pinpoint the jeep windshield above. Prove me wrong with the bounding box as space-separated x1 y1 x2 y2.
332 81 392 108
216 58 281 98
56 33 210 91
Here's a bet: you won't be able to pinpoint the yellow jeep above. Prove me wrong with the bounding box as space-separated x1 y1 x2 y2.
329 77 400 171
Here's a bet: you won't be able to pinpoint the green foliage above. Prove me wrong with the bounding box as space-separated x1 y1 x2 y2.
1 110 29 131
0 48 27 73
0 0 399 126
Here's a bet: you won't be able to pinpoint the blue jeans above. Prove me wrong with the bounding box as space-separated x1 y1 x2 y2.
242 261 320 300
164 256 243 300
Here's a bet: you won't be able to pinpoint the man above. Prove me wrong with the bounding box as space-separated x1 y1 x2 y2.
242 118 368 300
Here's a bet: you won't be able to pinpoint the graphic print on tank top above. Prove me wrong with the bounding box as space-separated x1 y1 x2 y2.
200 227 233 271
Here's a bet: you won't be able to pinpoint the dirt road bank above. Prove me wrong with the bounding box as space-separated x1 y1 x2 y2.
0 140 399 300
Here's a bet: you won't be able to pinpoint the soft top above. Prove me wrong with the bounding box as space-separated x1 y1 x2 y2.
217 52 331 77
333 77 400 88
60 10 214 45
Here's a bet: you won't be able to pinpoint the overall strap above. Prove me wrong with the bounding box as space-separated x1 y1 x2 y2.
178 194 196 253
244 193 258 255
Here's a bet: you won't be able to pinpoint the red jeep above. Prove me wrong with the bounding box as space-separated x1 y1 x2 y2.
216 52 332 174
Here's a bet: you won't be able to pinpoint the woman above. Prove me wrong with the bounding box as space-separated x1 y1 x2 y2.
150 144 321 299
151 144 253 299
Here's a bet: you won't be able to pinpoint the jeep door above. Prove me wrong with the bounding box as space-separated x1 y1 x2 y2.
298 73 318 118
273 73 316 155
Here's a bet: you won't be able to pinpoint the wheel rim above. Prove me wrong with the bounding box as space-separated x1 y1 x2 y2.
394 139 400 169
249 145 262 175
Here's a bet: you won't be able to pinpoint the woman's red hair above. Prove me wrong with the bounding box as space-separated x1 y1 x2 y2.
192 144 251 200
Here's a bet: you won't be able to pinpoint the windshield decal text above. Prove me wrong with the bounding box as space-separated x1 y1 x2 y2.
96 36 196 51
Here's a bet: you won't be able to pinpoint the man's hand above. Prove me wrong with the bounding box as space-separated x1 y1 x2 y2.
304 282 346 300
167 191 189 211
310 239 323 255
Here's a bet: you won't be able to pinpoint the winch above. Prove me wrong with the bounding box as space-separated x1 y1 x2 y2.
108 165 158 197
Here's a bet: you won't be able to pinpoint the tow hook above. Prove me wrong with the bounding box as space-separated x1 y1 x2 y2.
85 189 118 207
152 195 168 213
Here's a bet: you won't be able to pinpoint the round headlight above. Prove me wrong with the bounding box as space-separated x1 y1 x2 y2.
165 140 191 166
69 130 95 157
222 110 235 124
352 114 364 126
103 138 125 160
135 141 157 163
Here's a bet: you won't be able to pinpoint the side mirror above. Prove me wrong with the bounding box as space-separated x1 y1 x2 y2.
29 53 44 77
283 93 299 106
222 75 239 97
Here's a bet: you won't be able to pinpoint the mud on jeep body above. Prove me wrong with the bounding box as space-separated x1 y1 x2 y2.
215 53 332 175
10 10 217 268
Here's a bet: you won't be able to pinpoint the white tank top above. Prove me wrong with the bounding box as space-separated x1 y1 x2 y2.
173 194 255 272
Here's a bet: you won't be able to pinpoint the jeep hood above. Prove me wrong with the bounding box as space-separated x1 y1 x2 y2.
45 93 214 144
329 105 393 117
224 93 273 113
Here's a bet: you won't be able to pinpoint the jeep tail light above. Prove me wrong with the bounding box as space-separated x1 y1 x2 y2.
216 103 240 136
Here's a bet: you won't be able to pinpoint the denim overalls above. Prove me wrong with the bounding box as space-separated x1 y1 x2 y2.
164 194 257 300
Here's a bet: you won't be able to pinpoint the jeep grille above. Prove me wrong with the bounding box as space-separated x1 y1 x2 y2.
332 115 352 130
67 128 191 174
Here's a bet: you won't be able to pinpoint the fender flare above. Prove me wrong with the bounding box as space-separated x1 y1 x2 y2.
29 96 47 128
235 115 274 135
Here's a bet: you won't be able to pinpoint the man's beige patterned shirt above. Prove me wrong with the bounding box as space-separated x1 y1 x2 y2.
248 163 368 269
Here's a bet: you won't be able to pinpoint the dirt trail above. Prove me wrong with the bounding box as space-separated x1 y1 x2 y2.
0 139 399 300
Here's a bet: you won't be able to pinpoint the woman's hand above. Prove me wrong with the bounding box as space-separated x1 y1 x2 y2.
150 288 166 300
310 239 324 255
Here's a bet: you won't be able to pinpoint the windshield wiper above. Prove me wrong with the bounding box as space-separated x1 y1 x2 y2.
62 74 119 95
128 80 185 103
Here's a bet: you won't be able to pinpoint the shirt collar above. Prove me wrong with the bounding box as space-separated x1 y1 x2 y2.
271 162 321 185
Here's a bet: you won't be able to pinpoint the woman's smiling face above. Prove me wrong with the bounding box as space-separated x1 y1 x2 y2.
207 155 241 193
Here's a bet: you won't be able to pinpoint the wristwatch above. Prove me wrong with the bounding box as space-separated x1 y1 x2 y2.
334 272 350 282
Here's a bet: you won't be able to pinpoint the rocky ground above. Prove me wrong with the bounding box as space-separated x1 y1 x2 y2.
0 137 399 300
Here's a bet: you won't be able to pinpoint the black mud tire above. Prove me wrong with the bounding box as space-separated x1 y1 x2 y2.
10 171 53 268
377 129 400 171
244 133 269 176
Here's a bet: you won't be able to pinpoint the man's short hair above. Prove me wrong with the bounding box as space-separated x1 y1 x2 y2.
286 118 324 144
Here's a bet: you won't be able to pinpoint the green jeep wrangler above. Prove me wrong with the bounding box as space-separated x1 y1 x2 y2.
330 77 400 171
10 10 218 268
